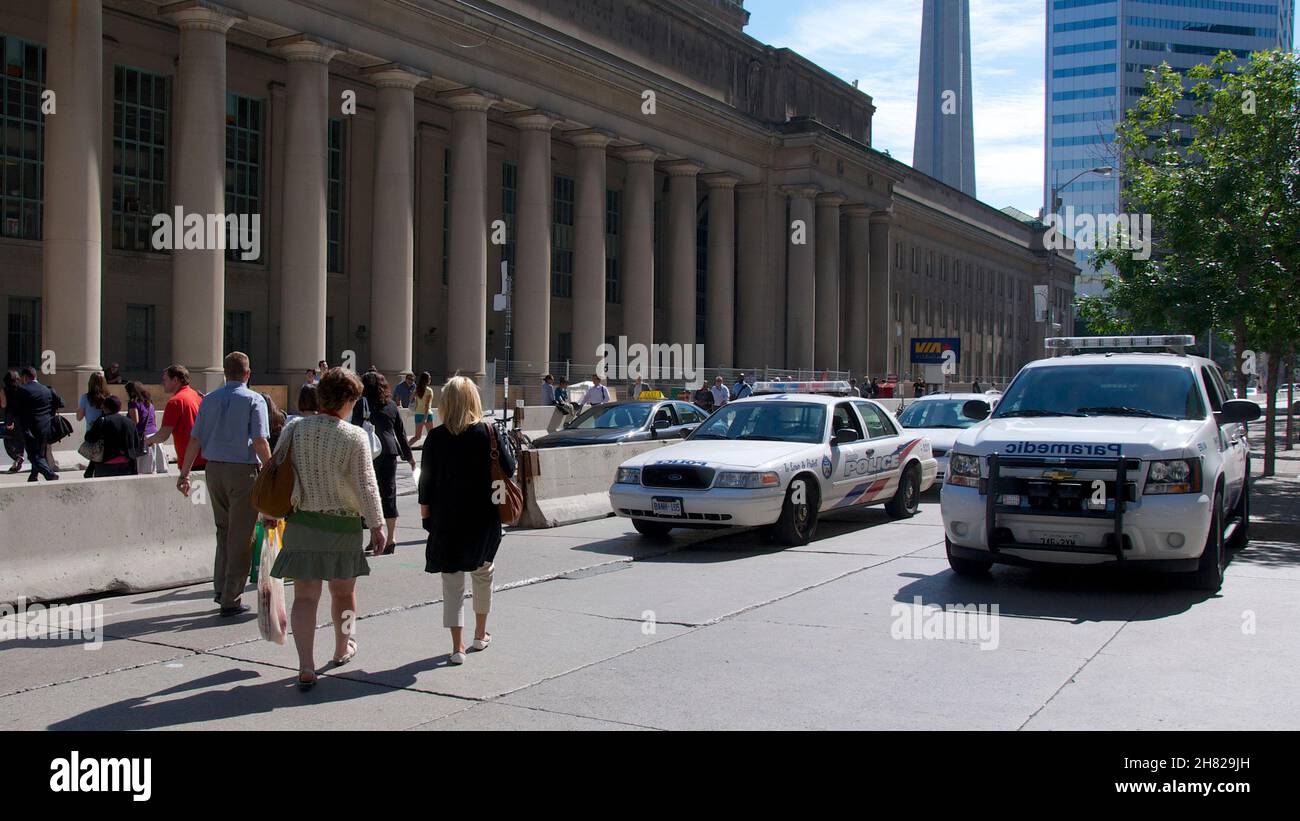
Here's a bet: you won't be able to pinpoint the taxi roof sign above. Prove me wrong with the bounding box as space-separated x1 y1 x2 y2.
752 380 852 396
1045 334 1195 351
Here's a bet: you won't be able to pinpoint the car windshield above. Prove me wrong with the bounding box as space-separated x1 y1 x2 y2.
992 364 1206 421
897 399 983 430
568 403 653 430
688 402 826 444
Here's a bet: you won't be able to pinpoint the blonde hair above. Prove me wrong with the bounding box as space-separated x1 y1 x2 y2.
439 376 483 436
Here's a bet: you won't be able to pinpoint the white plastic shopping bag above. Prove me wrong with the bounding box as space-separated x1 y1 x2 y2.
257 522 288 644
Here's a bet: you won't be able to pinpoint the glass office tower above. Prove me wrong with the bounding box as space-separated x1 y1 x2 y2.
1044 0 1296 297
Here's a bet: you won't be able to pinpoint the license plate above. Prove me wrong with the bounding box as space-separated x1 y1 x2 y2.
652 497 683 517
1034 531 1080 546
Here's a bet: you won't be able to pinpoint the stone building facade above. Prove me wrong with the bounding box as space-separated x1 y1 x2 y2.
0 0 1076 401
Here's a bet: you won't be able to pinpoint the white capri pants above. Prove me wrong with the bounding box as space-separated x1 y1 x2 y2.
441 562 495 628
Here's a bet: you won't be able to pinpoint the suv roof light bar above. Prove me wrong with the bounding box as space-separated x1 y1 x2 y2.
1045 335 1195 353
753 380 852 396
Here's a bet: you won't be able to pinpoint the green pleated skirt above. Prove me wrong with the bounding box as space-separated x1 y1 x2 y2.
270 510 370 581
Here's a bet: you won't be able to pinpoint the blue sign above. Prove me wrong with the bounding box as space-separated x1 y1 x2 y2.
910 338 961 365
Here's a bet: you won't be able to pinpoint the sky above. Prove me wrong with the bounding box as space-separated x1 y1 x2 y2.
742 0 1300 216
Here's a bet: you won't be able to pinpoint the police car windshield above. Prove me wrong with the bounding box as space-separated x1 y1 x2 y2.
993 364 1206 421
688 402 827 444
569 403 654 430
898 399 982 430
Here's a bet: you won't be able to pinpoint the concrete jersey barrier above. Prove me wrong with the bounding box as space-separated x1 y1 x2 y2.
518 440 671 529
0 474 217 605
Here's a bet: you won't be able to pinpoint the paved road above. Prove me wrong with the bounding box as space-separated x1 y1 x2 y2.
3 445 1297 730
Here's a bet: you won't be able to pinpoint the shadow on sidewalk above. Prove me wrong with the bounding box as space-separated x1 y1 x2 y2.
1231 477 1300 570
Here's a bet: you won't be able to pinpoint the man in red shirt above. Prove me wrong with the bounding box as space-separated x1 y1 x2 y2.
143 364 206 472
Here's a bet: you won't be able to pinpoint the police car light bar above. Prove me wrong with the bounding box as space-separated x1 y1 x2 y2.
1045 335 1195 350
753 380 852 395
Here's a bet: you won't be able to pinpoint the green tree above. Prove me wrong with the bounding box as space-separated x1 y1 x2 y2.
1077 50 1300 476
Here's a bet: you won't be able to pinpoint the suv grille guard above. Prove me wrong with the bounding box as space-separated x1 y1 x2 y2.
981 453 1140 560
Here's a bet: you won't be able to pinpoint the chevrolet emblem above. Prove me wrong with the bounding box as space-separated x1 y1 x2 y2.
1042 470 1076 480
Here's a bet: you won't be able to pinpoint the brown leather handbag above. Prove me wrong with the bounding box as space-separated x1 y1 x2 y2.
487 423 523 526
252 426 296 519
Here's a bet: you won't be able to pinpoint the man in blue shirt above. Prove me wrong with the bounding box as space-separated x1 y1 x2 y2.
393 371 417 408
178 352 271 616
731 374 753 400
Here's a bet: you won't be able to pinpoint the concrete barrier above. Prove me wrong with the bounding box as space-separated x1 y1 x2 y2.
518 440 671 529
0 474 217 605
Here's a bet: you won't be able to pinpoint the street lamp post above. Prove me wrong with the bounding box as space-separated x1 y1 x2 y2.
1046 165 1114 337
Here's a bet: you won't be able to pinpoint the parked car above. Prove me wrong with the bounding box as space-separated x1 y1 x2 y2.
531 400 709 448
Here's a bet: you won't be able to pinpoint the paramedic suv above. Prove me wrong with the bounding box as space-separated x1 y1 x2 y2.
940 336 1260 592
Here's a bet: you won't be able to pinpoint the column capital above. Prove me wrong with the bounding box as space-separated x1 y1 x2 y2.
816 192 846 209
780 184 821 200
160 0 244 32
735 181 767 198
567 127 615 149
615 144 661 164
701 172 740 190
438 87 499 112
269 33 342 63
362 62 428 90
843 203 872 218
660 158 703 178
506 109 561 131
869 207 895 224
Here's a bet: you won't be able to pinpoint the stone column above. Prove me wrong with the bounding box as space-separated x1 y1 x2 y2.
734 183 765 369
663 160 700 347
364 65 425 384
507 110 558 382
703 173 737 367
42 0 104 399
571 129 611 372
618 146 658 353
272 35 339 378
162 2 243 389
784 186 818 370
868 209 894 376
815 193 844 371
844 204 871 378
440 89 495 382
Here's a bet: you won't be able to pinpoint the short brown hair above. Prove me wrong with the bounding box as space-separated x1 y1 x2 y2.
297 383 319 413
164 364 190 385
223 352 250 380
316 367 363 412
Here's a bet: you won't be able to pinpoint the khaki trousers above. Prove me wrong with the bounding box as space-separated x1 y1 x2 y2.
441 562 494 628
205 461 261 608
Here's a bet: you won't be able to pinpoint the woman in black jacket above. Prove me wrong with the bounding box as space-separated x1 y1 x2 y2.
419 376 516 665
362 372 415 554
85 396 141 478
2 370 24 474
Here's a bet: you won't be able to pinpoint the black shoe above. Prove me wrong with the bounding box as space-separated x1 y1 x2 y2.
213 594 221 603
219 603 250 617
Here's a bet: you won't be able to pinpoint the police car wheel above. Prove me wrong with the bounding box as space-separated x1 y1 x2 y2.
945 538 991 577
771 477 819 546
1190 495 1225 593
632 519 673 538
885 464 921 519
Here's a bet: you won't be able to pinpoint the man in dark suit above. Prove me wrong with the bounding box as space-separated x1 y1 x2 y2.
14 366 64 481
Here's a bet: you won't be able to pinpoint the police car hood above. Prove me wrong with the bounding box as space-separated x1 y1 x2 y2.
955 416 1204 460
622 439 813 470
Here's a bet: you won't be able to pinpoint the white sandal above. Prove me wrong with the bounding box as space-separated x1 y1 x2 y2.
471 634 491 652
449 651 466 665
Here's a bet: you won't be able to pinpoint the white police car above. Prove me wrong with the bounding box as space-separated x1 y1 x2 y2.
610 382 939 545
895 393 995 482
940 336 1260 591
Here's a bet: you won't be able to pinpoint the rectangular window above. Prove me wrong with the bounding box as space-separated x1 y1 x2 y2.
327 119 344 272
442 148 450 285
124 304 155 372
557 331 572 363
225 93 263 263
325 315 334 364
224 310 251 356
0 35 45 240
501 161 517 279
552 175 574 297
112 66 170 251
605 188 620 304
6 296 40 368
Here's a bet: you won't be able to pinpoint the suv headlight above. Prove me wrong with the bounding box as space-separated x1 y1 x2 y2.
947 453 981 488
1144 459 1200 494
715 471 781 489
616 467 641 485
